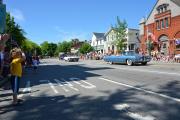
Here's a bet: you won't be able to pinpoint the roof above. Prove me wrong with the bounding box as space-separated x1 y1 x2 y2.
93 32 105 39
171 0 180 6
104 27 116 36
146 0 180 23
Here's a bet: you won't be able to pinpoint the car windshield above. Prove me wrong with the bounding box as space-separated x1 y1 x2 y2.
123 51 136 56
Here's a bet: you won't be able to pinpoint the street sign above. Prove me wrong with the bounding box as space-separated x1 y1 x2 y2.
0 3 6 34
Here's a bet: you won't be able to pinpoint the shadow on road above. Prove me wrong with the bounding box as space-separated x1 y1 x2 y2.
0 64 180 120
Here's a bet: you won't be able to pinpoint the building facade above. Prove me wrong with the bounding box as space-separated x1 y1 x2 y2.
0 0 6 34
91 32 105 54
140 0 180 56
104 28 140 54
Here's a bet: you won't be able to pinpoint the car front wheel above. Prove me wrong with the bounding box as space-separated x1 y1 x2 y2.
127 59 133 66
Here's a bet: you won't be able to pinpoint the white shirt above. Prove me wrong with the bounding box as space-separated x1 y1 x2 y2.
33 60 38 66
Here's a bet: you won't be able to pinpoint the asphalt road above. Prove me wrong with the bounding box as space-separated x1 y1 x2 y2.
0 59 180 120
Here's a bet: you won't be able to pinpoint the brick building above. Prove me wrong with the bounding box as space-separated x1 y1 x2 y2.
139 0 180 56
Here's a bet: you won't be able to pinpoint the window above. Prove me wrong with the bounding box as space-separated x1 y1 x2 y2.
164 6 167 11
129 44 135 50
161 19 164 28
163 43 166 48
161 7 163 13
176 44 180 49
156 20 160 30
165 18 168 28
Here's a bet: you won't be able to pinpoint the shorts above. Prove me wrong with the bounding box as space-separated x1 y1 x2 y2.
11 76 21 94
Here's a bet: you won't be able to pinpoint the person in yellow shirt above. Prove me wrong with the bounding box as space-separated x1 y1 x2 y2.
10 48 25 105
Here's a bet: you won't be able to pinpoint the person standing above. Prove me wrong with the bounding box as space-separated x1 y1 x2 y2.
10 48 25 105
32 56 38 72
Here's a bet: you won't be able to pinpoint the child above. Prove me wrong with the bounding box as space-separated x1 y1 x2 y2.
32 56 38 72
10 48 25 105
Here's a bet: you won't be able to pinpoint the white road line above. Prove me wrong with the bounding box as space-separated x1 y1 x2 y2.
116 67 180 76
48 80 59 94
99 77 180 103
19 81 31 98
54 79 69 92
114 104 155 120
70 78 96 89
61 78 79 91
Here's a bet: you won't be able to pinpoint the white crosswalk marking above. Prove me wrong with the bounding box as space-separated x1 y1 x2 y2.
61 78 79 91
54 79 69 92
70 78 96 89
48 80 59 94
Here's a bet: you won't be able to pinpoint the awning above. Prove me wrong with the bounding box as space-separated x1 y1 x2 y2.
175 39 180 45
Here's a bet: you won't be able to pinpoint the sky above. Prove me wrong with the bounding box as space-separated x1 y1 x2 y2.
4 0 157 45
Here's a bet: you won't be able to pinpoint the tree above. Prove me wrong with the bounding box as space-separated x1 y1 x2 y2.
21 40 42 55
48 43 57 57
40 41 57 57
56 41 72 54
112 16 128 53
5 12 26 48
79 43 93 54
41 41 49 56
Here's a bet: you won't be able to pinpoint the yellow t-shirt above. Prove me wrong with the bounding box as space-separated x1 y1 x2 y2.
10 58 22 77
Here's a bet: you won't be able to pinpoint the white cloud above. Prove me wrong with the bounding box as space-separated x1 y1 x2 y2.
10 9 25 22
55 26 90 41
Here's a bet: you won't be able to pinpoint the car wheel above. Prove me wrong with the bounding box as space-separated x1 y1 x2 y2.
109 61 113 65
141 62 147 65
127 59 133 66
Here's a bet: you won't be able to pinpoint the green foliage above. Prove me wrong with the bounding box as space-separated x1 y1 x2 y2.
21 40 42 55
56 41 72 54
5 12 26 47
40 41 57 57
112 16 128 53
79 43 93 54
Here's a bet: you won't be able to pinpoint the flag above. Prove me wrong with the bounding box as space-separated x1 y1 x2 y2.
175 39 180 45
148 32 157 43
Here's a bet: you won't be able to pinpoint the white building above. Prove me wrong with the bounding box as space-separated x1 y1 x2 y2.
91 32 105 54
104 28 140 54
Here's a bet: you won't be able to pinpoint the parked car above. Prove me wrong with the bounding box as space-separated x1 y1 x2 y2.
103 51 151 66
59 52 66 60
64 56 79 62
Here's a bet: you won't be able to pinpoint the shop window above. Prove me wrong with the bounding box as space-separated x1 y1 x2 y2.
176 44 180 49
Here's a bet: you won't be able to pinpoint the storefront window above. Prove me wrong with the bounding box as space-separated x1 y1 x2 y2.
176 44 180 49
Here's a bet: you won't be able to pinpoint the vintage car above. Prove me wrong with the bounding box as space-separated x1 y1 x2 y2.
64 56 79 62
103 51 151 66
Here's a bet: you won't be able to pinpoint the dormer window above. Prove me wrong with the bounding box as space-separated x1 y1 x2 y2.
156 4 169 14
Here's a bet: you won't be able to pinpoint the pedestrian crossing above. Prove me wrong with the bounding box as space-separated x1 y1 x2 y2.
39 77 96 93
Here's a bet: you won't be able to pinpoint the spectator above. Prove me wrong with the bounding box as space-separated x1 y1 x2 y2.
10 48 26 105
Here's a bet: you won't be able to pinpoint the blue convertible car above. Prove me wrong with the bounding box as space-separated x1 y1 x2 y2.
104 51 151 66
